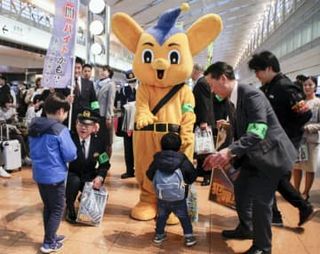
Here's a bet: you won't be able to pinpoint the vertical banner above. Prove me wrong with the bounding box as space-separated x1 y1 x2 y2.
42 0 79 88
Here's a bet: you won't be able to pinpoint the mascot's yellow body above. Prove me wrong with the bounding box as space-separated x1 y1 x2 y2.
112 3 222 221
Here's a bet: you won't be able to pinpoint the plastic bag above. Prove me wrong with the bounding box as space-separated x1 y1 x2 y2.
76 182 108 226
194 126 215 154
297 139 309 162
186 184 198 223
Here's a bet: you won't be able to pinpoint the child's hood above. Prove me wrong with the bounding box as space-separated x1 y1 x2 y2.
28 117 61 137
153 150 185 174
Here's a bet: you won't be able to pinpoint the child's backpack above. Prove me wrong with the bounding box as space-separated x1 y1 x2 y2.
153 168 186 201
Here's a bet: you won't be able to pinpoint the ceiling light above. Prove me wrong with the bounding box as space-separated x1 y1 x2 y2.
91 43 103 55
89 20 104 35
89 0 105 14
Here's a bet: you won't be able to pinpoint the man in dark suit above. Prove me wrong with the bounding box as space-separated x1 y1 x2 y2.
203 62 297 254
58 57 97 130
65 108 110 224
192 63 215 186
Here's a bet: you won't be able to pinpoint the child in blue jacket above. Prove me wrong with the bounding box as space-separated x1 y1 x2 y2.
29 93 77 253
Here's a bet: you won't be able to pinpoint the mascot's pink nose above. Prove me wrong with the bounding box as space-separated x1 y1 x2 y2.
151 58 169 71
151 58 170 80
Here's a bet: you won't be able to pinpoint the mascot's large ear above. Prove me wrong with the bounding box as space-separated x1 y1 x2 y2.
187 14 223 56
112 13 143 53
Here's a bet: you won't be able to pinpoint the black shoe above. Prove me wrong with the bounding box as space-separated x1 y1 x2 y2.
222 228 253 240
201 176 210 186
184 235 197 247
65 206 77 224
153 233 167 245
298 205 319 226
271 216 283 227
242 245 271 254
121 173 135 179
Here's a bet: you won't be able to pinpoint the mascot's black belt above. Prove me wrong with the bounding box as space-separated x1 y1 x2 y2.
134 123 180 133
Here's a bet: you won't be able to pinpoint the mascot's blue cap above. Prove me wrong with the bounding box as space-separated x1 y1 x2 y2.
146 3 189 45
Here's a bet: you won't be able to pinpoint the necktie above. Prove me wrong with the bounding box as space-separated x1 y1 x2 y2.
228 100 237 139
74 78 80 97
81 140 86 159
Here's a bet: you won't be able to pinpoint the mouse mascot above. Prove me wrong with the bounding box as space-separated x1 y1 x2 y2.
112 3 222 222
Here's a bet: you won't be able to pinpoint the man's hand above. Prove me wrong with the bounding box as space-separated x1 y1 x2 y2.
292 100 309 113
67 95 74 104
216 119 230 129
203 148 233 170
92 176 103 189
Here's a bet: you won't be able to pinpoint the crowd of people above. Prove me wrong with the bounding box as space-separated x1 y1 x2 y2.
0 50 319 254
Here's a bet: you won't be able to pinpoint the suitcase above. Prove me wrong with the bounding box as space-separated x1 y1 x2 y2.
0 124 22 171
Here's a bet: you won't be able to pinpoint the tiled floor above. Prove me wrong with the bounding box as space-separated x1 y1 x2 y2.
1 138 320 253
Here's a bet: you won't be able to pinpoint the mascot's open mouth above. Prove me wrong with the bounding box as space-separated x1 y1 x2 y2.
156 70 165 80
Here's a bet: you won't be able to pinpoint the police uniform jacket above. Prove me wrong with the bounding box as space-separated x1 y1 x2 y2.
68 132 110 182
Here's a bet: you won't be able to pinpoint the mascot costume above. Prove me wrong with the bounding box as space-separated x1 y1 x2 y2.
112 3 222 222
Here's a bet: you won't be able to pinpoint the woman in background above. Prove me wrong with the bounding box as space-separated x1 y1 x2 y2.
294 76 320 200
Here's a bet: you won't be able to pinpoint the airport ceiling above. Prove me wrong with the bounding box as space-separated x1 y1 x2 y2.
104 0 271 68
3 0 272 71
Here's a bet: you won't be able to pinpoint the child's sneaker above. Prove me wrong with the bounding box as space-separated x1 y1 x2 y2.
55 235 66 243
40 241 63 253
184 235 197 247
153 233 167 245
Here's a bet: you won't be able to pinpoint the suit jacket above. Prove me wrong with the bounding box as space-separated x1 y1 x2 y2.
229 84 297 179
96 78 116 119
193 77 215 128
56 78 97 128
68 132 110 182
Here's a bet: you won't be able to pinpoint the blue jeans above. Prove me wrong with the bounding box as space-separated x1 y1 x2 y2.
38 181 65 244
156 199 193 236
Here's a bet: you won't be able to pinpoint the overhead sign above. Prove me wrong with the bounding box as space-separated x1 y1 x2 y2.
0 15 50 49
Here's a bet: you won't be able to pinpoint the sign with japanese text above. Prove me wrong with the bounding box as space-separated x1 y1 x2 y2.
209 168 236 209
42 0 79 88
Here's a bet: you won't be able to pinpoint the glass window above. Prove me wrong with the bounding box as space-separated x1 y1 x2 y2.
302 22 312 45
312 15 320 40
293 31 301 50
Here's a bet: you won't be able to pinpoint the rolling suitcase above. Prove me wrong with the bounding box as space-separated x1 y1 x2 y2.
0 124 22 171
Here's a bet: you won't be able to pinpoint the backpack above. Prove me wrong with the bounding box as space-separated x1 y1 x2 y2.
153 168 186 201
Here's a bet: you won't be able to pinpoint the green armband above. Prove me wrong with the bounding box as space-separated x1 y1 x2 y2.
91 101 100 110
181 103 194 113
215 94 223 102
247 123 268 139
99 152 109 164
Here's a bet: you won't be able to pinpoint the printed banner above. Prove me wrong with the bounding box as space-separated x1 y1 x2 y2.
42 0 79 88
209 168 236 209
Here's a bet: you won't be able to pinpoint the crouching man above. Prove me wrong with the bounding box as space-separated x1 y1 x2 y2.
65 108 110 224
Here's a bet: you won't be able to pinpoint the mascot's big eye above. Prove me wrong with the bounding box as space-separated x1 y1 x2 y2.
168 50 180 64
142 49 154 63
